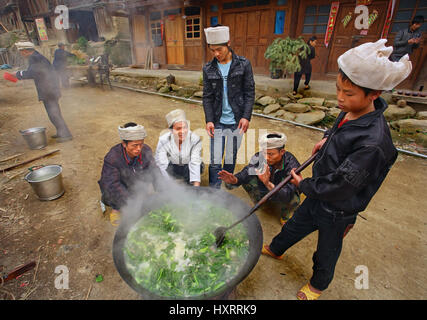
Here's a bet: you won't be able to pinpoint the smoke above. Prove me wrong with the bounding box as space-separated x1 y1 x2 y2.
119 168 248 234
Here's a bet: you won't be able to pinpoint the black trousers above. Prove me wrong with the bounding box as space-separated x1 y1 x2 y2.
269 197 357 291
166 163 204 185
42 98 72 138
293 72 311 92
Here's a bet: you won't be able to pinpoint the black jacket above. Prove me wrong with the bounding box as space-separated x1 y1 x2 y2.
299 98 398 214
297 44 315 74
390 27 422 61
16 50 61 101
53 48 75 70
234 151 301 203
202 50 255 125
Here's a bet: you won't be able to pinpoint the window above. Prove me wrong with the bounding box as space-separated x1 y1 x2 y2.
391 0 427 33
277 0 287 5
223 0 270 10
274 10 286 34
210 5 219 12
151 21 162 47
184 6 201 16
164 8 181 16
302 4 331 34
186 17 201 39
210 16 219 26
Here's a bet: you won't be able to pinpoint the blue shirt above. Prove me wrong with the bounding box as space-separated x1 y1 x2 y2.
218 60 235 125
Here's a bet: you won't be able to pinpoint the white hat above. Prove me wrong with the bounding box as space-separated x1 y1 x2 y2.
15 41 35 50
204 26 230 45
259 132 287 150
166 109 187 128
337 39 412 90
118 124 147 141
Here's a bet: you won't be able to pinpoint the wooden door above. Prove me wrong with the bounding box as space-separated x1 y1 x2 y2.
165 16 185 66
326 1 389 74
132 15 148 66
222 10 271 73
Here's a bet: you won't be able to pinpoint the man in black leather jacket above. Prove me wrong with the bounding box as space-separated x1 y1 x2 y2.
203 25 255 188
261 39 412 300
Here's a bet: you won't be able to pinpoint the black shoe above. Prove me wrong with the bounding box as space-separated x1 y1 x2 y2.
56 136 73 143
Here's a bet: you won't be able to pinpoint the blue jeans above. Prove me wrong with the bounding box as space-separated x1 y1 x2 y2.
269 197 357 291
209 123 243 188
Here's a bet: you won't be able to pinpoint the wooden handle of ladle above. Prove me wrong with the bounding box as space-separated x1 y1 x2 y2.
226 152 318 230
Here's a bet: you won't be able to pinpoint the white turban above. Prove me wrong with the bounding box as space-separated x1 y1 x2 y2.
15 41 35 50
259 132 287 150
337 39 412 90
166 109 187 128
118 124 147 141
204 26 230 45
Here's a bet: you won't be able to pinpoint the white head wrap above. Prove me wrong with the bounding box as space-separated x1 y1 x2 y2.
337 39 412 90
204 26 230 45
118 124 147 141
15 41 35 50
165 109 187 128
259 132 287 150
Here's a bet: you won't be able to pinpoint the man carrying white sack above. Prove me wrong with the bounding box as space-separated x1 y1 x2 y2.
98 123 161 226
155 109 203 187
261 39 411 300
202 25 255 189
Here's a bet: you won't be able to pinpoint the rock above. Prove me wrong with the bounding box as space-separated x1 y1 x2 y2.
383 104 416 121
158 86 170 93
390 119 427 133
312 105 329 111
170 84 180 91
294 110 326 125
324 99 338 108
416 111 427 120
255 93 264 101
263 104 281 115
257 96 276 106
278 97 291 105
298 97 325 106
397 99 407 108
193 91 203 98
176 87 197 97
156 82 164 90
283 103 311 113
279 111 296 121
287 92 303 99
327 107 342 118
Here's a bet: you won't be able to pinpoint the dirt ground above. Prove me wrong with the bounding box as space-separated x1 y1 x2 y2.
0 73 426 300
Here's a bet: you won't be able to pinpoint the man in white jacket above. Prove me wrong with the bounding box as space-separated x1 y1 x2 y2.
155 109 203 186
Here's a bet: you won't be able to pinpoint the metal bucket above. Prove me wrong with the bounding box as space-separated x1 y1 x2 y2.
24 165 65 201
19 127 47 150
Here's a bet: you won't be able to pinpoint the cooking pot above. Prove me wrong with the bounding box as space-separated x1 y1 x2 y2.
112 186 263 300
20 127 47 150
24 165 65 201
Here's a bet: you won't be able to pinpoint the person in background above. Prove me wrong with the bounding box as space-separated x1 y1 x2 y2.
293 36 317 95
155 109 203 187
203 25 255 189
53 42 76 88
262 39 412 300
15 41 72 142
98 123 161 226
218 132 300 225
390 15 424 62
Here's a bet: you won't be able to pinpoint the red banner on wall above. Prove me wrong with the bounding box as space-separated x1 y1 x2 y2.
324 2 340 48
381 0 397 39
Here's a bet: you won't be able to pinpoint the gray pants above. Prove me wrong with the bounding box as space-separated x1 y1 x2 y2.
42 99 72 138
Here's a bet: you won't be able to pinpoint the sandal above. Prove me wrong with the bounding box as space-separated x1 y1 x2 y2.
297 283 322 300
110 210 121 227
261 244 284 260
304 85 310 90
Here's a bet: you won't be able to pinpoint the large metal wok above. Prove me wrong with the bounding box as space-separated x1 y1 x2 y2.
112 186 263 300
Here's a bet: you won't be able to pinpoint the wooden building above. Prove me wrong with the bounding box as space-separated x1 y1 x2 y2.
126 0 426 89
